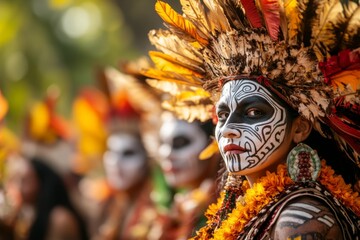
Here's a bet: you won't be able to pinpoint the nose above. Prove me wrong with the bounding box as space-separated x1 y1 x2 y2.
222 124 241 138
159 144 171 159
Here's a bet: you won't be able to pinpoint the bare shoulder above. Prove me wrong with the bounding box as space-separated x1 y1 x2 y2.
50 206 78 227
48 206 82 240
271 196 343 240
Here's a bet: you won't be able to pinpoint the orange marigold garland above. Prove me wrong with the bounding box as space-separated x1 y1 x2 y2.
192 160 360 239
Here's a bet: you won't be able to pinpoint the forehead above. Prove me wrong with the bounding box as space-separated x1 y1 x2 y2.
220 79 275 100
107 133 142 151
160 118 203 140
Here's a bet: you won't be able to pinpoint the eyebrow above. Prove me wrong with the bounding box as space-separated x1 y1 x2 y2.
216 101 229 111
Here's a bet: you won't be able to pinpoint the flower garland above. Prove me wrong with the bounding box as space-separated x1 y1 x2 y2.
192 160 360 240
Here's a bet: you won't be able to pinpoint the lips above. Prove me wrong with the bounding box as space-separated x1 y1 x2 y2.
224 144 247 154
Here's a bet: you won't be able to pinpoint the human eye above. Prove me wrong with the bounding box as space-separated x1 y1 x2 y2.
123 149 136 157
216 103 229 122
246 108 263 118
172 136 191 149
217 111 229 121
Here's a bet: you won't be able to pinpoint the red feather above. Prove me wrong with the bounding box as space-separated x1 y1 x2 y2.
258 0 280 40
240 0 262 28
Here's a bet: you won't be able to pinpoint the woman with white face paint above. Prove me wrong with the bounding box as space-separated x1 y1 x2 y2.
154 112 221 239
143 0 360 239
89 72 165 240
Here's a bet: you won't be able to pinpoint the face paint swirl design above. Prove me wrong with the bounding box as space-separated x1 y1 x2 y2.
215 80 287 173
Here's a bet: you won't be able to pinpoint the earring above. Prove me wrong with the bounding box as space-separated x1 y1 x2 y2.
287 143 321 183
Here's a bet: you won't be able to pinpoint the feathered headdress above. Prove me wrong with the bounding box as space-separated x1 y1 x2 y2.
142 0 360 167
26 93 72 144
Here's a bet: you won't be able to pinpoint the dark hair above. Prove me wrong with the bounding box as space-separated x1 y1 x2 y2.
270 88 360 186
304 130 360 186
27 158 88 240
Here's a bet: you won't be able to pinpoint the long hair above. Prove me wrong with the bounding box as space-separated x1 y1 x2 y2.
27 158 88 240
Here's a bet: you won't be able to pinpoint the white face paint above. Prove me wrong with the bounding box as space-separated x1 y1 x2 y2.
215 80 287 173
159 114 209 188
103 133 147 190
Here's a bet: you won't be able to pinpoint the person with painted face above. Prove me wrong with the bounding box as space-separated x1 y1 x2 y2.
154 111 221 240
91 67 166 240
142 0 360 239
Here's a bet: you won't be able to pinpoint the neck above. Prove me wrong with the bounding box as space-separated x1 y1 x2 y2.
245 159 285 187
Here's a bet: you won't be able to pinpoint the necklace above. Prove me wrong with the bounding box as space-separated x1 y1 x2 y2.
192 160 360 240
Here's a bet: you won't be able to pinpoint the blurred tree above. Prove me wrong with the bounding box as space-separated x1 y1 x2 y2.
0 0 143 133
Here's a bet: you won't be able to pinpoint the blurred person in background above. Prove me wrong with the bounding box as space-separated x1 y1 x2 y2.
89 66 168 240
0 91 18 240
151 111 221 240
3 154 88 240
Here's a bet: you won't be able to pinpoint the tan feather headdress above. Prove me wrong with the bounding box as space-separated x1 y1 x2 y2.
142 0 360 166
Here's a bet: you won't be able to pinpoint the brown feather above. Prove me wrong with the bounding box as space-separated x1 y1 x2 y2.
180 0 212 38
203 0 232 33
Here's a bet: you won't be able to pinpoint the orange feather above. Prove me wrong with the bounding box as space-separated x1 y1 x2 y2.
155 1 208 45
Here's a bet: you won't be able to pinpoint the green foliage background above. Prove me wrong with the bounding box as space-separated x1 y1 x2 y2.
0 0 179 133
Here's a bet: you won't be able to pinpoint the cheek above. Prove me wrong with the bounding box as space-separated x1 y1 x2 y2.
121 157 146 173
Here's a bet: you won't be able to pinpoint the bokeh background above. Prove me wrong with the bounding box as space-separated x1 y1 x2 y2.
0 0 181 133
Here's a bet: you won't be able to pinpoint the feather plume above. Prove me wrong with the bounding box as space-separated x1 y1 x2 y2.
343 5 360 49
162 101 213 122
176 88 211 102
199 138 219 160
148 29 205 73
155 1 208 45
203 0 232 33
180 0 212 38
283 0 302 42
315 2 348 55
149 51 203 77
339 4 360 50
311 0 340 57
143 68 203 86
240 0 263 28
257 0 281 40
216 0 248 29
146 79 181 96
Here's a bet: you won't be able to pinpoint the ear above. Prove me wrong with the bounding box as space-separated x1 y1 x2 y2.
291 116 312 143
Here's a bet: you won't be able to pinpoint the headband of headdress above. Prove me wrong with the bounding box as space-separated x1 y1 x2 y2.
142 0 360 167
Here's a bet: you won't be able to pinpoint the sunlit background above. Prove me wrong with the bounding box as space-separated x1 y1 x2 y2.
0 0 180 133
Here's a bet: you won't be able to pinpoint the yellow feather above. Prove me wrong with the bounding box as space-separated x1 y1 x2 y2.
342 6 360 49
0 92 8 120
148 29 204 73
163 101 213 122
146 79 181 96
176 89 211 103
199 139 219 160
311 0 340 56
29 102 50 140
180 0 211 37
155 1 208 45
203 0 232 33
143 68 203 86
149 51 203 77
331 70 360 93
284 0 302 42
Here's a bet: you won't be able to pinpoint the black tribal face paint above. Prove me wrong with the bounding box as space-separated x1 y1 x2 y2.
215 80 287 173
